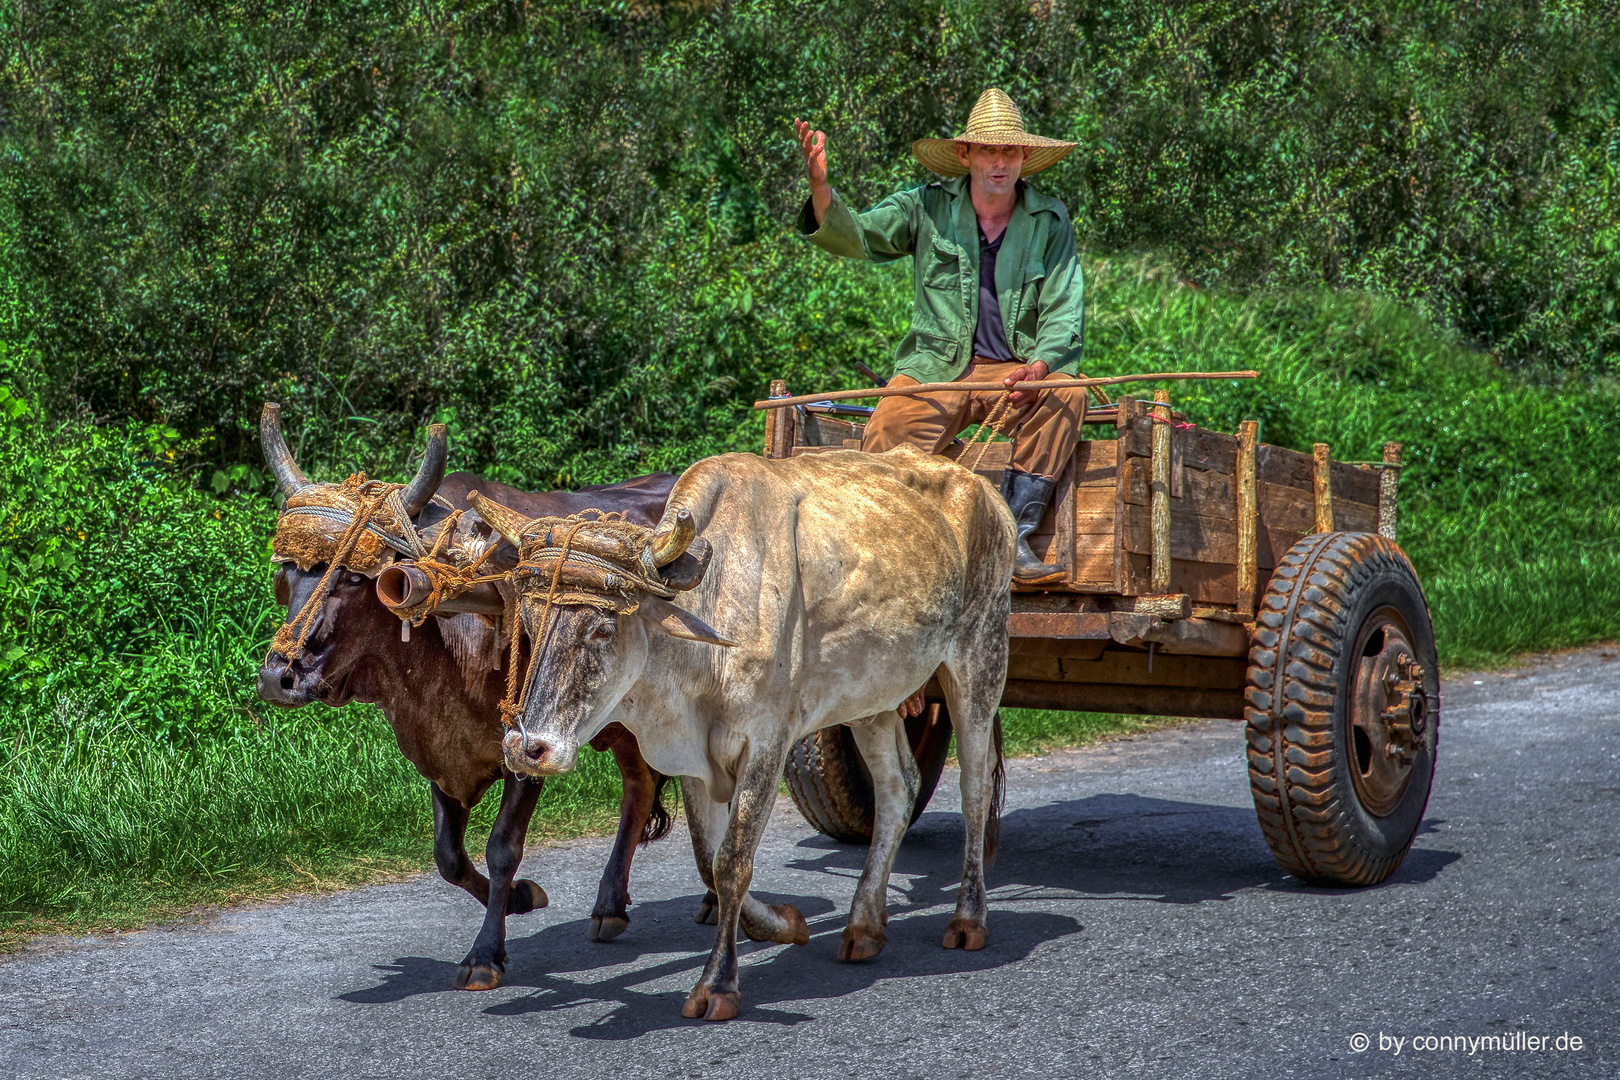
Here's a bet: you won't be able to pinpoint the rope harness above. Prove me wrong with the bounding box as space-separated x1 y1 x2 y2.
270 475 427 664
494 510 673 730
385 509 508 629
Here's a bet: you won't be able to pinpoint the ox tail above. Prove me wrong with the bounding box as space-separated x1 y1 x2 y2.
984 711 1006 864
641 771 675 845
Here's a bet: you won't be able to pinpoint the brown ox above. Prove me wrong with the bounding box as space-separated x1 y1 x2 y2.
254 404 676 991
474 445 1014 1021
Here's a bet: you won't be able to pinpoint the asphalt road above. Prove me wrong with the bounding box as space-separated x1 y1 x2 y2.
4 650 1617 1079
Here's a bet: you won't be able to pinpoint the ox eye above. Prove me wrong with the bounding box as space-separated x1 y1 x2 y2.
591 620 616 641
347 573 366 586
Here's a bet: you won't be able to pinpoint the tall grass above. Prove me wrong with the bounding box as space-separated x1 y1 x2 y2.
0 710 634 942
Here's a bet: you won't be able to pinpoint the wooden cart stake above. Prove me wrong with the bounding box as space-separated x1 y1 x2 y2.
766 379 793 459
1379 442 1402 542
1150 391 1172 593
1236 420 1258 616
1312 443 1334 533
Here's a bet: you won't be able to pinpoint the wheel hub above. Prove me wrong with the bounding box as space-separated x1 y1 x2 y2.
1348 614 1427 817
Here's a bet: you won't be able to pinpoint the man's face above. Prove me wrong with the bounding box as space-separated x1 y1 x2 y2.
955 142 1027 198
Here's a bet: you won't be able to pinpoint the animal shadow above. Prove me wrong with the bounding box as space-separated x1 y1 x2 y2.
342 890 1075 1038
342 792 1456 1036
788 791 1457 907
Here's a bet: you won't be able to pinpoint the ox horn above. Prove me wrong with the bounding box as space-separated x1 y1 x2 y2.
637 595 736 647
400 423 448 517
648 507 695 568
260 402 312 497
466 491 536 550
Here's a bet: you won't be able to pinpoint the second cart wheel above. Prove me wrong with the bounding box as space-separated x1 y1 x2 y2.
1245 531 1439 887
785 703 954 844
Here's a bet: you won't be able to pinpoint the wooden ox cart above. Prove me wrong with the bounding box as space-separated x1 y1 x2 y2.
763 380 1437 888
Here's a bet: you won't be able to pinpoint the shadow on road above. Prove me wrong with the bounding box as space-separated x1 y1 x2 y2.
821 792 1458 904
339 893 1076 1038
339 791 1457 1035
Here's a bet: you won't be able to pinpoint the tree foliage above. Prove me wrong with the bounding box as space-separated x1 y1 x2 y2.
3 0 1616 485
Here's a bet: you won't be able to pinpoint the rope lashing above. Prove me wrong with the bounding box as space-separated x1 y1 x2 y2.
386 510 507 628
494 509 670 730
271 475 415 665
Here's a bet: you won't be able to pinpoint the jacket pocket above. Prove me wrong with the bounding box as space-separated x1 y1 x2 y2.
901 328 960 374
921 235 963 293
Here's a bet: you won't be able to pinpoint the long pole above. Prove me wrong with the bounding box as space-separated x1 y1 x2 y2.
752 370 1258 410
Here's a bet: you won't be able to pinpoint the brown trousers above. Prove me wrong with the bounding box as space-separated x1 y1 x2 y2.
860 360 1086 479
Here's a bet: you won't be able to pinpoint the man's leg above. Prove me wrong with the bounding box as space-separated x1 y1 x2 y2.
1009 375 1085 478
1002 374 1087 584
860 374 971 454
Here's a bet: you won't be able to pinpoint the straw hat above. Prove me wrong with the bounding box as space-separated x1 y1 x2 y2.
912 88 1077 178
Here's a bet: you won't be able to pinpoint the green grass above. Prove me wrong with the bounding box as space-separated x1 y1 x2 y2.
996 710 1187 758
0 711 635 947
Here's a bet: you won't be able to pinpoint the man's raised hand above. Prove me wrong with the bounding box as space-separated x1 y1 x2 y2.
794 119 828 184
794 118 833 226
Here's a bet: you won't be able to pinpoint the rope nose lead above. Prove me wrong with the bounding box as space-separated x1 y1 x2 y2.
499 512 606 731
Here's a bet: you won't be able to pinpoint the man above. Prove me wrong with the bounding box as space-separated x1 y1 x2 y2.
794 88 1086 585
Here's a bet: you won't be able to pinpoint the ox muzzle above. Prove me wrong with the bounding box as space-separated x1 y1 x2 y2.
502 726 578 778
256 645 340 707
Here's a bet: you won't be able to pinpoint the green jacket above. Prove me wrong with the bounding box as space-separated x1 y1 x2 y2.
797 176 1084 383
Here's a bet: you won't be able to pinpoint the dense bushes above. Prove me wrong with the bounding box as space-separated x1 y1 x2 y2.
3 0 1615 486
0 351 273 743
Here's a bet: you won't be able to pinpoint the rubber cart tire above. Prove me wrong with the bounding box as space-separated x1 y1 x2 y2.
785 703 955 844
1246 531 1440 886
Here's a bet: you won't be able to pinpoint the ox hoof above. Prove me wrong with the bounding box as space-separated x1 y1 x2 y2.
743 903 809 946
693 891 719 925
837 924 887 962
590 915 630 942
454 960 505 991
507 880 548 915
682 986 742 1023
941 917 989 952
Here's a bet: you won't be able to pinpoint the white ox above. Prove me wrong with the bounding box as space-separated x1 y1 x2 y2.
473 445 1014 1022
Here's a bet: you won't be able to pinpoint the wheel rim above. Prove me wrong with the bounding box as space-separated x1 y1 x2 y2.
1345 607 1429 818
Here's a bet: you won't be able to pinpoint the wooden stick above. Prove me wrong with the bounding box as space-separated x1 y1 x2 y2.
1312 443 1335 533
763 379 785 459
752 370 1259 410
1379 442 1402 542
1150 391 1172 593
1235 420 1258 617
765 379 794 459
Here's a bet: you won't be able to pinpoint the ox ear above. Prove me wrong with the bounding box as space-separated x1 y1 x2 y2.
657 537 712 592
636 596 735 647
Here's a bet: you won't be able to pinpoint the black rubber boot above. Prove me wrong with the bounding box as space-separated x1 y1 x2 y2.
1000 469 1063 584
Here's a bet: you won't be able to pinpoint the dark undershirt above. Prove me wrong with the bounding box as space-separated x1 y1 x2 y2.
972 224 1014 362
